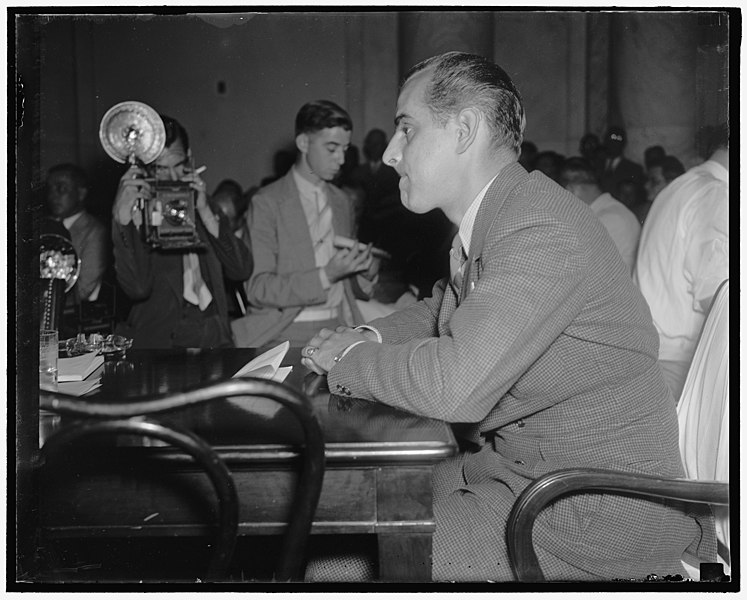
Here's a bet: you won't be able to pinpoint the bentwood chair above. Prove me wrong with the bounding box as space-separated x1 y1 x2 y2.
506 280 731 583
37 378 325 582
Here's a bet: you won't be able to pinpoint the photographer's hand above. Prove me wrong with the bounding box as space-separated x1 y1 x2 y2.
113 165 150 226
185 167 219 237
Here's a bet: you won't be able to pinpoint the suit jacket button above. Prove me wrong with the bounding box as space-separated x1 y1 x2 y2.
515 460 525 465
517 420 525 428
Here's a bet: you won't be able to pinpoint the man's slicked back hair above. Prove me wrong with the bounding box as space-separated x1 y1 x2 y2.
403 51 525 155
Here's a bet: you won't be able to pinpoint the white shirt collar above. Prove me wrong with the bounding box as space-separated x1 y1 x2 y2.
62 210 84 230
458 173 499 255
292 166 325 198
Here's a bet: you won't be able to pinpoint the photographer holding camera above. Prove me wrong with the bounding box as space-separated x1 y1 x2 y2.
111 114 253 348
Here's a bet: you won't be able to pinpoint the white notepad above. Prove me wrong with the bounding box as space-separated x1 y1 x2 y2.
58 352 105 382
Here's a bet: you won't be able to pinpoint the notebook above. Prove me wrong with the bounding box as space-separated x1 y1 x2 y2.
58 352 105 382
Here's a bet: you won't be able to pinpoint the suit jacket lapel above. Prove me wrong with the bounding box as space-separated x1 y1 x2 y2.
327 183 349 236
278 172 318 271
462 163 530 301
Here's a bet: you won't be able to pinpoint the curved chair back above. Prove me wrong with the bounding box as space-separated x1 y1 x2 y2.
39 377 325 582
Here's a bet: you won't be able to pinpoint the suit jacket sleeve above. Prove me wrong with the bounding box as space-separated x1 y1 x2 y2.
74 215 108 302
244 190 327 309
111 219 156 301
328 218 589 423
202 210 254 282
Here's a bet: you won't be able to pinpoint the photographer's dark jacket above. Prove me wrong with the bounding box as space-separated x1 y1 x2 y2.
112 211 253 348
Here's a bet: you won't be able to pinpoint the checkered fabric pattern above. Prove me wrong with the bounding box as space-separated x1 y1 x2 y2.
328 162 716 581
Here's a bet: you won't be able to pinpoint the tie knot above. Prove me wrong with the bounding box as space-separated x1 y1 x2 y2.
451 234 466 265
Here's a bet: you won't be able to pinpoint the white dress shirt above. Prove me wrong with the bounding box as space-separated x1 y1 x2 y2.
589 192 641 275
292 167 343 317
634 159 729 364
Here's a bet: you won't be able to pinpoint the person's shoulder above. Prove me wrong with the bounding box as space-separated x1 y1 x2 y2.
253 172 295 203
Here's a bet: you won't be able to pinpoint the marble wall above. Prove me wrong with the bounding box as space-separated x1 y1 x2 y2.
30 10 728 204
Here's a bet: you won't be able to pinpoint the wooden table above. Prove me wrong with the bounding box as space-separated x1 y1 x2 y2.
39 347 457 581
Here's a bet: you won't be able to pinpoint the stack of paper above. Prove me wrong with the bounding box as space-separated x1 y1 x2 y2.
230 341 292 417
56 351 104 396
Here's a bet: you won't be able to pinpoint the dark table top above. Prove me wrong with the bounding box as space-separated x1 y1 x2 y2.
41 347 457 467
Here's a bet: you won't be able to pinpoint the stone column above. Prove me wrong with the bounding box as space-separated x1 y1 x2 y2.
610 12 699 167
398 11 493 75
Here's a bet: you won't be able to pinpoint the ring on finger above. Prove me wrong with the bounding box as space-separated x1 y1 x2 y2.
305 346 317 357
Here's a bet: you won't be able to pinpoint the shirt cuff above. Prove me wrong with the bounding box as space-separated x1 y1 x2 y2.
318 266 331 290
354 324 382 343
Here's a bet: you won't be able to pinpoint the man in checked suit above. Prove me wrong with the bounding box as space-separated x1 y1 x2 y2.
232 100 378 348
302 52 715 581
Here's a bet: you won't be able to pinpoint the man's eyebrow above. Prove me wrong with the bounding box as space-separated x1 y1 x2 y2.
394 113 409 127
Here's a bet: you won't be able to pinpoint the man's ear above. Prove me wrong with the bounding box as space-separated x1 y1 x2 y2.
78 186 88 203
455 108 480 154
296 133 309 154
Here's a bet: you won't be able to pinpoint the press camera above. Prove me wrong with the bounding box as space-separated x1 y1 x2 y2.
139 178 201 249
99 101 202 249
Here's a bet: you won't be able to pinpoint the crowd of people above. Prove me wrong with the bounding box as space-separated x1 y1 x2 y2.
41 50 728 582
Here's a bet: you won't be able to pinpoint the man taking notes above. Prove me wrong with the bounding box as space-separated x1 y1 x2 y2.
232 100 378 348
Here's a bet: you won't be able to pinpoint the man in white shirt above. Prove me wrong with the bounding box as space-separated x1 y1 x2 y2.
634 129 729 402
559 157 641 274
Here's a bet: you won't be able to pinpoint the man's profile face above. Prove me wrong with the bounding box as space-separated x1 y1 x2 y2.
152 139 190 181
300 126 351 183
46 172 84 219
645 165 667 202
383 69 457 214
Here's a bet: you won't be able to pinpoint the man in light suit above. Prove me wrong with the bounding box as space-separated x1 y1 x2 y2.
232 100 377 348
46 163 108 304
302 52 714 581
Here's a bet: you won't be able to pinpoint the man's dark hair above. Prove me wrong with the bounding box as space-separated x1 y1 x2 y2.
47 163 88 189
404 51 525 154
644 145 666 169
558 156 599 188
213 178 249 215
160 113 190 152
295 100 352 136
649 155 686 184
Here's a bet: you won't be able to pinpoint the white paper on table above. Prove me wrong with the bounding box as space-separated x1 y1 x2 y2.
230 341 292 417
55 378 102 397
232 341 291 383
58 352 105 382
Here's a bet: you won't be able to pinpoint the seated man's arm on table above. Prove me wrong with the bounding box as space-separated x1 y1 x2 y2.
244 192 328 309
326 221 588 423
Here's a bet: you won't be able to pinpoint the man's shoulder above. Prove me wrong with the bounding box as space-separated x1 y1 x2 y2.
253 172 297 204
73 210 107 234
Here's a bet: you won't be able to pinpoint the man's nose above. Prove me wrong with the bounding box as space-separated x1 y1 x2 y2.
382 138 400 171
